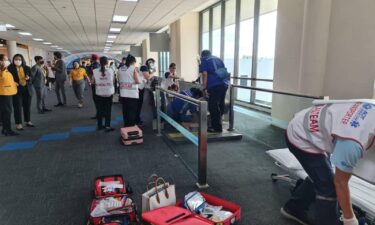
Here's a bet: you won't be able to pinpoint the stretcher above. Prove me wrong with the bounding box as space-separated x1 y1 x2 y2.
266 148 375 225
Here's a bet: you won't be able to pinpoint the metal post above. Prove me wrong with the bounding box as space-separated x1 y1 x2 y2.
228 85 235 131
197 100 209 189
155 87 162 136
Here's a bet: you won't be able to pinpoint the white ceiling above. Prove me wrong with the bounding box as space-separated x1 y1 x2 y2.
0 0 211 53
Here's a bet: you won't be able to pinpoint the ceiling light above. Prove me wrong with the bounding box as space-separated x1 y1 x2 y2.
51 45 58 48
33 38 44 41
43 42 52 45
110 27 121 33
113 15 128 23
57 47 63 50
106 40 114 43
120 0 138 2
19 32 32 36
6 24 15 28
108 35 117 39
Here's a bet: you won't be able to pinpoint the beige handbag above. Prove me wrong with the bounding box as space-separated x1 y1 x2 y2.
141 175 176 212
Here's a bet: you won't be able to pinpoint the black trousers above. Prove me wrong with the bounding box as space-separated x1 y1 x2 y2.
92 85 98 117
96 95 113 128
13 86 32 124
136 89 145 123
0 95 13 131
208 85 227 131
285 135 340 225
121 97 139 127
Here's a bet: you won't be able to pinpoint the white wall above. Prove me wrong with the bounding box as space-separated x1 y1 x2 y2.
169 12 200 82
28 45 48 66
271 0 375 123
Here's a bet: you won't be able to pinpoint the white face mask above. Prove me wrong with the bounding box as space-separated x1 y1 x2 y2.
14 60 22 66
4 60 10 68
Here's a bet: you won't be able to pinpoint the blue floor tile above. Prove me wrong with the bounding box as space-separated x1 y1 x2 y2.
39 132 70 141
71 126 96 133
0 141 38 151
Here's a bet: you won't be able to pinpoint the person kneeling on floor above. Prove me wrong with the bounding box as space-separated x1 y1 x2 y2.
282 100 375 225
167 88 203 125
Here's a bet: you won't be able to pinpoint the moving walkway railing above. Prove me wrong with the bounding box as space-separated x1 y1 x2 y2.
228 84 326 131
230 76 274 83
155 86 208 188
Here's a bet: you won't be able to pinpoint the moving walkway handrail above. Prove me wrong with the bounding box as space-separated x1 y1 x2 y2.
231 77 274 82
155 86 208 189
228 84 325 131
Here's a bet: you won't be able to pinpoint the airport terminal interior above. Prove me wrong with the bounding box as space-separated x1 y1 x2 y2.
0 0 375 225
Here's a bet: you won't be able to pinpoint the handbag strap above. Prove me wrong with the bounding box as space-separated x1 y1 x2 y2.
146 174 158 191
211 57 218 71
154 177 170 204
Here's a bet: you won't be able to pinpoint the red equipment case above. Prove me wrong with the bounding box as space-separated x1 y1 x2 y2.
121 126 143 145
176 192 241 225
94 175 126 198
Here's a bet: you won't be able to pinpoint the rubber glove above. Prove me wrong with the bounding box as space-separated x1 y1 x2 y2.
342 217 359 225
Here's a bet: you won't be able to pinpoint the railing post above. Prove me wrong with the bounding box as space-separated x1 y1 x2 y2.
197 100 209 189
228 85 235 131
155 87 162 136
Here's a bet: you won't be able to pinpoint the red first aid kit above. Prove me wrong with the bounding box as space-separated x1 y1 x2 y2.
121 126 143 145
176 193 241 225
142 206 211 225
95 175 126 198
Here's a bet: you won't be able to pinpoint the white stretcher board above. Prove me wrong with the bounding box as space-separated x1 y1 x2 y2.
266 148 375 220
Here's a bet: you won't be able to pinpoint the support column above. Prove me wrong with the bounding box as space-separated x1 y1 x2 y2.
7 40 17 59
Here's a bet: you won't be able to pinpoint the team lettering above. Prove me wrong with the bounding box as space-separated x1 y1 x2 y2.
309 106 323 132
341 103 361 124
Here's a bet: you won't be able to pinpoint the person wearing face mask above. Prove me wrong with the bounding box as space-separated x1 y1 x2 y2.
160 63 179 112
92 56 115 132
31 56 51 114
7 54 34 130
52 51 67 107
69 61 90 108
0 54 19 136
137 58 156 125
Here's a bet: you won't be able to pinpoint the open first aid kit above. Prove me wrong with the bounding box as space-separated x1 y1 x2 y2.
177 192 241 225
95 175 132 198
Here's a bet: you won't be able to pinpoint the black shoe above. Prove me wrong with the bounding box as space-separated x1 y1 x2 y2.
97 126 105 131
4 130 20 136
104 127 115 132
280 207 311 225
54 103 63 107
43 108 52 112
207 128 222 133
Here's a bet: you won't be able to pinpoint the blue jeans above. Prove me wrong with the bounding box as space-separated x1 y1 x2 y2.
285 134 340 225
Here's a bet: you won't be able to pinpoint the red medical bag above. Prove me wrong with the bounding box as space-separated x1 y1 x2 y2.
94 175 127 198
121 126 143 145
176 193 241 225
142 206 209 225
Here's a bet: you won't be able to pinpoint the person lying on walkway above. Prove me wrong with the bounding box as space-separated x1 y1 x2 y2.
282 100 375 225
69 61 90 108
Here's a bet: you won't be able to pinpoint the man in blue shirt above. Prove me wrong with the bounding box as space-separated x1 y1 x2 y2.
199 50 229 132
167 88 203 123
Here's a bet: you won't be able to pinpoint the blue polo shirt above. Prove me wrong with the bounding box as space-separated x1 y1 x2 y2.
168 90 198 116
199 56 229 90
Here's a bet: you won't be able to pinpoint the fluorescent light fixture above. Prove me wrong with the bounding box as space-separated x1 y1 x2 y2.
113 15 128 23
120 0 138 2
57 47 63 50
51 45 58 48
110 27 121 33
108 35 117 39
19 32 32 36
43 42 52 45
33 38 44 41
106 40 114 43
6 24 15 28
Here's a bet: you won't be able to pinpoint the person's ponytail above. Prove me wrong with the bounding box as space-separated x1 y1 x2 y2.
99 56 108 76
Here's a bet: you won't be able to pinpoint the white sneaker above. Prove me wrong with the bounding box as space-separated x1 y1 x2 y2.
78 103 83 108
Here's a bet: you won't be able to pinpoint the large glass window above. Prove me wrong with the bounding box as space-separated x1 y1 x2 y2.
202 11 210 51
212 4 222 57
224 0 236 75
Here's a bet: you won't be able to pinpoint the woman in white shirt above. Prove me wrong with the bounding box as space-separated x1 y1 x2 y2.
92 56 115 132
118 55 141 127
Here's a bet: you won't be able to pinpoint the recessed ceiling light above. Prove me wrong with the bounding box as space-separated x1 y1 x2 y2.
120 0 138 2
19 32 32 36
110 27 121 33
113 15 128 23
108 35 117 39
33 38 44 41
106 40 114 43
43 42 52 45
57 47 63 50
6 24 15 28
51 45 58 48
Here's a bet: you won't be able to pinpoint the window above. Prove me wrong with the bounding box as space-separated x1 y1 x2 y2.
212 4 222 57
224 0 236 75
200 0 278 108
158 51 170 76
201 11 210 51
